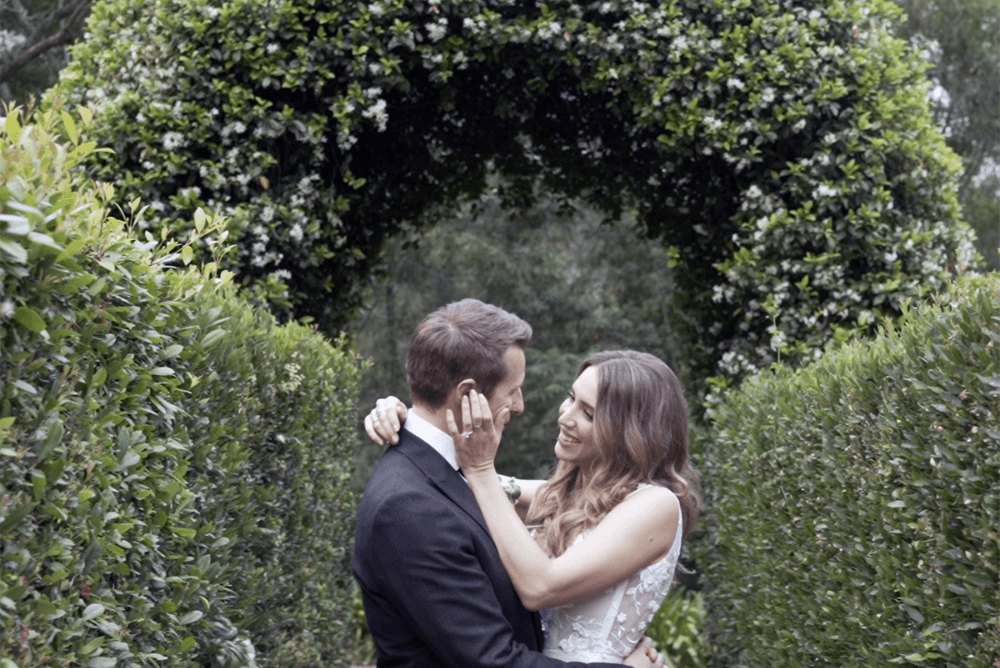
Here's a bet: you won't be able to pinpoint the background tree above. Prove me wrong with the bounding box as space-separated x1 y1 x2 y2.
56 0 976 402
352 194 680 486
0 0 90 102
892 0 1000 270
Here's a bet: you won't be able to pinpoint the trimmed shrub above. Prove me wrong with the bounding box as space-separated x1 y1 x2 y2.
646 589 710 668
55 0 976 395
697 273 999 666
0 105 363 667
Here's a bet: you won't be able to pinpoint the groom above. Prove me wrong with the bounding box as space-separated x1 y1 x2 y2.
353 299 648 668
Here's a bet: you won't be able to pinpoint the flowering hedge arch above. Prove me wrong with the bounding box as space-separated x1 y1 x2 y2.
56 0 977 389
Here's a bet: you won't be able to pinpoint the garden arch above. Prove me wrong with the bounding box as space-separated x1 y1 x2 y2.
60 0 976 389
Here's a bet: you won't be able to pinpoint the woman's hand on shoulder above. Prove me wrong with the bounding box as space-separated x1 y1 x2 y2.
365 396 407 445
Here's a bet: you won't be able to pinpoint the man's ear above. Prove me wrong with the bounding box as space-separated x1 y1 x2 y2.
454 378 478 399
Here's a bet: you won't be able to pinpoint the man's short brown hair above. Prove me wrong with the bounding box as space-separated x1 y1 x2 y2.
406 299 532 409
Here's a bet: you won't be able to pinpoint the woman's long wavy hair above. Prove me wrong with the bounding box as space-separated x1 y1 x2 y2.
526 350 700 557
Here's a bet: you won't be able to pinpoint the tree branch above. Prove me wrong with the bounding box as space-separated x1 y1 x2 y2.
0 0 89 81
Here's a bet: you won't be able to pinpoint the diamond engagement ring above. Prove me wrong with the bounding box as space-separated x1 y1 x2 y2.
375 408 383 418
462 430 474 439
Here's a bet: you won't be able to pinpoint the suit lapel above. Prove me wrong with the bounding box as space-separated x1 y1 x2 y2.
395 432 490 536
395 432 546 651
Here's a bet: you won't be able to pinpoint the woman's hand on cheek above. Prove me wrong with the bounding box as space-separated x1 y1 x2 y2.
448 390 508 476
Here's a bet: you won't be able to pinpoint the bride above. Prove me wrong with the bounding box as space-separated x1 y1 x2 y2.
367 350 700 664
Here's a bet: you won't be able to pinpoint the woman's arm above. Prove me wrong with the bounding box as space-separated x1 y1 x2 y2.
450 392 680 612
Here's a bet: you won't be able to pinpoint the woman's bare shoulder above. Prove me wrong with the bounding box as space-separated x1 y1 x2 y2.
617 484 680 518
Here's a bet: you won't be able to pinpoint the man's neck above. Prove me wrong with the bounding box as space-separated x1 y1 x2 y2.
410 404 450 434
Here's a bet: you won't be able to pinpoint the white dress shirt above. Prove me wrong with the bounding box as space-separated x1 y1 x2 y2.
402 409 461 471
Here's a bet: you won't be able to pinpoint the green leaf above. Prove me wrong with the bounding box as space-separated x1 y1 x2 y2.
87 277 107 297
12 380 37 395
161 344 184 359
61 110 80 145
88 658 117 668
14 306 46 333
5 110 22 142
201 329 228 347
180 610 204 624
0 238 28 262
57 237 88 262
31 470 47 500
82 602 105 621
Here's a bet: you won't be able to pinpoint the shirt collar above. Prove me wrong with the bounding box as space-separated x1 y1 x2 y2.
403 409 459 471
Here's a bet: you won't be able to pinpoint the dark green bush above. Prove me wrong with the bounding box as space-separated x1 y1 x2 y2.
55 0 976 395
697 273 999 666
0 105 362 667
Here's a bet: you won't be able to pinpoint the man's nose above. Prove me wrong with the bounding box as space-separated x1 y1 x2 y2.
511 390 524 415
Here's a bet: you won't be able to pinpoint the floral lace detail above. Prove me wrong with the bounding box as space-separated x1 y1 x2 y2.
538 484 683 662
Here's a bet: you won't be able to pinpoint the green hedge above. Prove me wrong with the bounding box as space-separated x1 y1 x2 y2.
698 273 999 666
0 105 363 667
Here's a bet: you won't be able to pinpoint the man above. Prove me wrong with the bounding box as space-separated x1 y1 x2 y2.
353 299 660 668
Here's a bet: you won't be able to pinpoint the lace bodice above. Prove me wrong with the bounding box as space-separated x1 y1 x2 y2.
538 485 683 663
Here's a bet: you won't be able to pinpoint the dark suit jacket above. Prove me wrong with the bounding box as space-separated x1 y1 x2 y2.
353 430 626 668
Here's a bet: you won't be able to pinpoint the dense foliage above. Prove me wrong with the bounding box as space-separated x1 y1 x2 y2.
0 106 363 667
646 589 710 668
697 273 999 666
56 0 976 395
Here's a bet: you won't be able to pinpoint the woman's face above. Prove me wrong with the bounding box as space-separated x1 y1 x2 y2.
555 366 600 474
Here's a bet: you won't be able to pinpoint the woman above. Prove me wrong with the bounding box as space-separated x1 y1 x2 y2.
367 350 699 663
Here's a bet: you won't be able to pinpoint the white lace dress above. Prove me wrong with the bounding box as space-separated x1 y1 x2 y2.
538 485 683 663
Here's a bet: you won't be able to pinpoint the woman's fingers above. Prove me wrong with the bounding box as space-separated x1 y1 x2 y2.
469 389 485 430
365 411 390 445
461 393 474 433
445 408 459 437
364 396 408 446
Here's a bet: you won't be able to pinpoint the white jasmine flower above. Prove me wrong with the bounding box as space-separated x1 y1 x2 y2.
162 131 184 150
704 115 723 132
427 18 447 41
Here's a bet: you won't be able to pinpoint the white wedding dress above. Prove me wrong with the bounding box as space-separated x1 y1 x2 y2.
537 484 683 663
